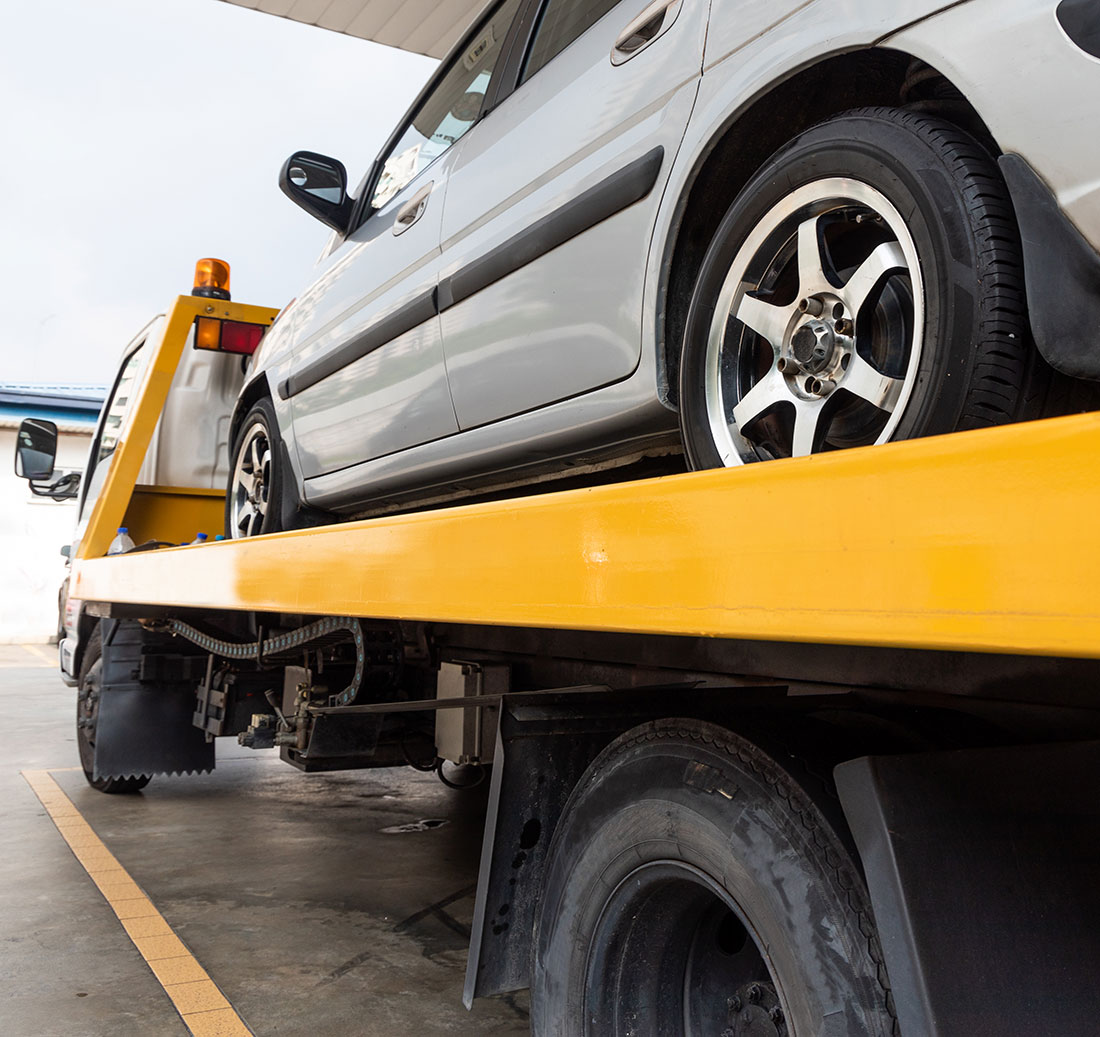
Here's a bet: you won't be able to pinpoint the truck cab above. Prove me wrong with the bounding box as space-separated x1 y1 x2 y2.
14 260 264 684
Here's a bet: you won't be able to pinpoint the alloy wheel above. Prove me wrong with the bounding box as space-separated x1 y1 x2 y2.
229 419 272 538
704 178 924 463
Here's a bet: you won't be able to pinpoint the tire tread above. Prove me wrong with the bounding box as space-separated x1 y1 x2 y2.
840 106 1030 429
543 718 900 1036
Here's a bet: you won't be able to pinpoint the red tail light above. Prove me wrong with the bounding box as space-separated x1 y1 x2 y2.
193 317 266 355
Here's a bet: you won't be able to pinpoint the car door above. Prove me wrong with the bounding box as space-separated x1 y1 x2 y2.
283 0 525 481
436 0 708 431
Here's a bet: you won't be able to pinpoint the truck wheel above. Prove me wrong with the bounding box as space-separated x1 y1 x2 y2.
679 107 1029 465
531 719 896 1036
226 396 283 538
77 626 151 794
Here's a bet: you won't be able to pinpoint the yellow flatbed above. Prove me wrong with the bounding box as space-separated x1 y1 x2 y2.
71 290 1100 662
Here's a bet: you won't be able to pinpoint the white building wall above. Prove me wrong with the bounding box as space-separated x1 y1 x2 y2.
0 426 93 643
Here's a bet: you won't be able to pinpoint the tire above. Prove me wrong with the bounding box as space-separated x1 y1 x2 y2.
680 106 1031 466
226 396 283 538
76 626 151 794
531 719 896 1036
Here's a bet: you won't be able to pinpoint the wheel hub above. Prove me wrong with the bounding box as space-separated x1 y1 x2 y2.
789 319 835 373
724 981 788 1037
780 296 854 396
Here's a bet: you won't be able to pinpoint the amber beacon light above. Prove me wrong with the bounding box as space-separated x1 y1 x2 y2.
192 258 232 300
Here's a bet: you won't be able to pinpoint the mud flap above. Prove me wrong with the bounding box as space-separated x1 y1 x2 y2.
836 741 1100 1037
94 618 214 780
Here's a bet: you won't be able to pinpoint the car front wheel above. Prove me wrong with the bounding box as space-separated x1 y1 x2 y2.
679 107 1031 465
226 396 283 538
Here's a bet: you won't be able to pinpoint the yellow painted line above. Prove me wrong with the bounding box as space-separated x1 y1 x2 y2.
21 643 56 665
21 769 252 1037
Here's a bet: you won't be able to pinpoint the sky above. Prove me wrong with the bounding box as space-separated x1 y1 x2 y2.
0 0 437 386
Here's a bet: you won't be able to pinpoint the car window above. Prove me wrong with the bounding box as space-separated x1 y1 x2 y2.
371 0 524 210
520 0 624 84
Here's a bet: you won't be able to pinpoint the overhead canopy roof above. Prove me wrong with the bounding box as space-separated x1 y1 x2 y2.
219 0 485 58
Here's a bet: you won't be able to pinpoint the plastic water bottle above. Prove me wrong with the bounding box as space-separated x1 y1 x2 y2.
107 527 135 555
190 532 209 546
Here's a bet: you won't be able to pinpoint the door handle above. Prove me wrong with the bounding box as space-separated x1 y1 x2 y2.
393 182 433 236
612 0 683 65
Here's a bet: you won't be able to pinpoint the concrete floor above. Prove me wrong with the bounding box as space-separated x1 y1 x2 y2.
1 645 530 1036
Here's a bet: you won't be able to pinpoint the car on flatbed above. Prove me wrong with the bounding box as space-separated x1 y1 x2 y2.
225 0 1100 537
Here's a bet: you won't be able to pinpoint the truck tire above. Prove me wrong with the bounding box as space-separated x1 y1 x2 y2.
76 626 151 794
226 396 283 538
679 106 1030 465
531 719 896 1036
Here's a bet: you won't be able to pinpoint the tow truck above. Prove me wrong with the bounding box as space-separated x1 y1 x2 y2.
15 263 1100 1036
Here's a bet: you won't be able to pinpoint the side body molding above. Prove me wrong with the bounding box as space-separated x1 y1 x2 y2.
279 147 665 401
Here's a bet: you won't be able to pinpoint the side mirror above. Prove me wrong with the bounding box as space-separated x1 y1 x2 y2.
15 418 58 480
279 151 352 234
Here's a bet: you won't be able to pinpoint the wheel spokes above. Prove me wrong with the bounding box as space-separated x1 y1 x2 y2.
731 367 789 430
844 354 906 412
234 500 255 534
790 398 826 457
249 434 264 475
236 468 256 497
839 240 906 319
796 214 829 296
735 292 789 351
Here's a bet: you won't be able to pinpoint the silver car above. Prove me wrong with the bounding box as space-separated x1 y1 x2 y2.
226 0 1100 537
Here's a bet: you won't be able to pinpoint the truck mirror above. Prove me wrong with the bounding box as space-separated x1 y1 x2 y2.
278 151 352 234
15 418 58 481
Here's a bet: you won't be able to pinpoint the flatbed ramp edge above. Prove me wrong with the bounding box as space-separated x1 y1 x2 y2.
61 291 1100 1037
74 407 1100 659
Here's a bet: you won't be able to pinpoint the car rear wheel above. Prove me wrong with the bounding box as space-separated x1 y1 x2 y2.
679 107 1031 465
226 396 283 538
77 626 151 794
531 719 896 1036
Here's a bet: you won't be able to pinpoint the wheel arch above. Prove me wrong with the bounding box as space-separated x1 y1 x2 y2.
228 371 275 459
464 683 946 1007
657 47 999 407
227 373 335 533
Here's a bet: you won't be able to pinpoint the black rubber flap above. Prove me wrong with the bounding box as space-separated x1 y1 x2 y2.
94 619 214 779
836 740 1100 1037
94 685 215 779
